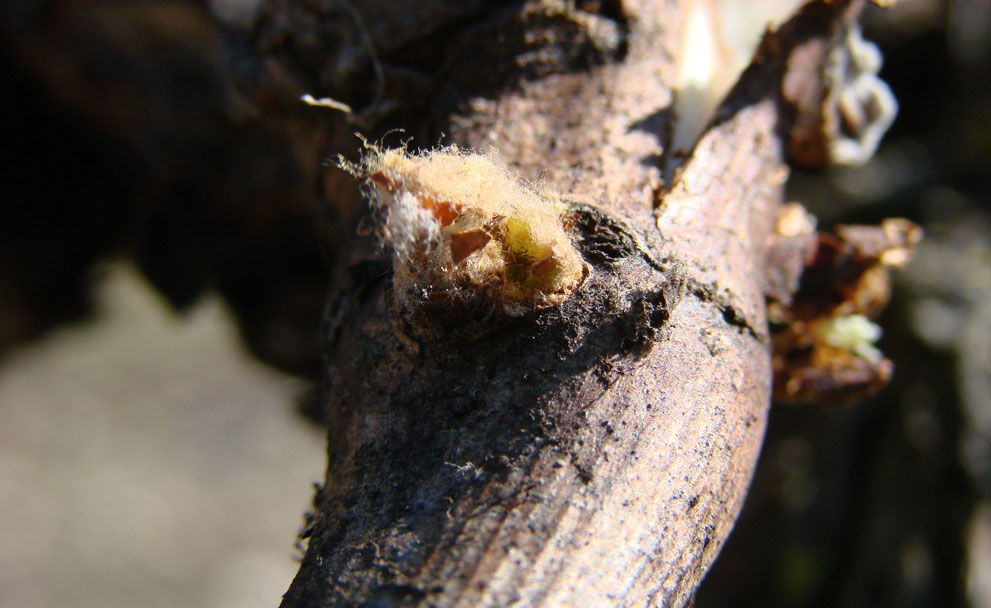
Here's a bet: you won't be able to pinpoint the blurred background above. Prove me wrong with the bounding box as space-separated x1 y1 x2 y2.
0 0 987 607
0 266 323 608
700 1 991 606
1 1 334 606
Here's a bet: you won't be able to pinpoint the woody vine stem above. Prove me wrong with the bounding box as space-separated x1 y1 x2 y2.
278 1 910 606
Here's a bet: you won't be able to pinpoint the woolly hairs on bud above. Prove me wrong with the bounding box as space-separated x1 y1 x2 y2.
342 144 587 314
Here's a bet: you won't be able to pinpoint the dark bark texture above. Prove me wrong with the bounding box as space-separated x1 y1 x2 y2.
277 1 844 606
4 0 986 606
0 0 879 605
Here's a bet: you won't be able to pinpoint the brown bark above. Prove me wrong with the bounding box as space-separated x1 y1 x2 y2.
278 1 850 606
0 0 859 604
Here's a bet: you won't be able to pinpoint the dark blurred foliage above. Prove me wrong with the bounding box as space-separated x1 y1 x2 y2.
699 1 990 606
0 0 335 380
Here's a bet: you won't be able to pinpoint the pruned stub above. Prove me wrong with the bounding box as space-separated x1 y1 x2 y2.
348 145 588 315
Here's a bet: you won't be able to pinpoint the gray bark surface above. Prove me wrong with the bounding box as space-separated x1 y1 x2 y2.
276 1 843 606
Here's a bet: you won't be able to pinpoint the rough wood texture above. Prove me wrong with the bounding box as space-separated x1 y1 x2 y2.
279 1 844 606
0 0 859 604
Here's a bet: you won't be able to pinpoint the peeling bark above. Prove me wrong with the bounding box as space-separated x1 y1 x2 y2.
0 0 928 604
0 0 866 604
279 1 854 606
